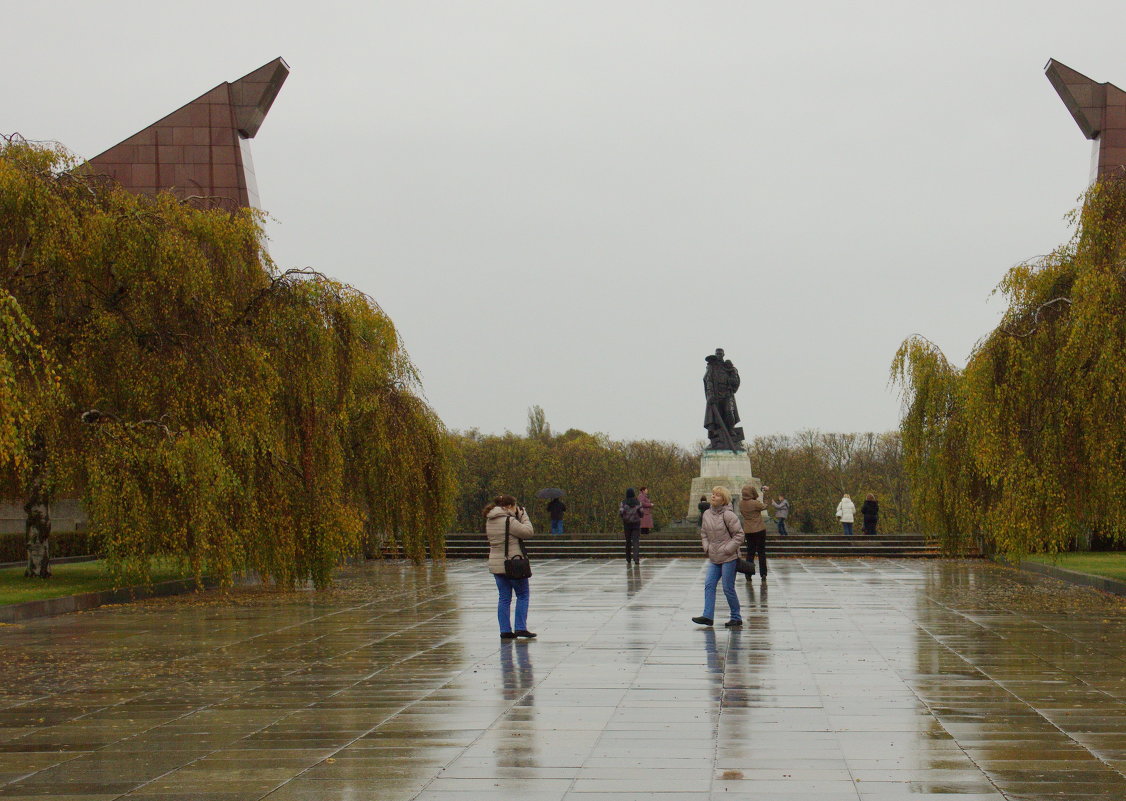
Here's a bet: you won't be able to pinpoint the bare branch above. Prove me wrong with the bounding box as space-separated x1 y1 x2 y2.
999 297 1073 338
231 267 331 325
81 408 177 439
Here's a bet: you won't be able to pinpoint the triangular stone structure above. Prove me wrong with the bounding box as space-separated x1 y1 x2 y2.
1045 58 1126 183
87 58 289 209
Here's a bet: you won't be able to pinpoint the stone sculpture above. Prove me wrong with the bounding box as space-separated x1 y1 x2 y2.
703 348 744 451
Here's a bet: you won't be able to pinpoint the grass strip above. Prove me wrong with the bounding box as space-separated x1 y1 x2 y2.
0 559 196 606
1024 552 1126 582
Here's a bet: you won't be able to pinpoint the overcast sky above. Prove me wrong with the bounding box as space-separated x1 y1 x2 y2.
7 1 1123 447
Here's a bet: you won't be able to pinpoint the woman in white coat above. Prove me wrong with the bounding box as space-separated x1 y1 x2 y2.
835 493 856 537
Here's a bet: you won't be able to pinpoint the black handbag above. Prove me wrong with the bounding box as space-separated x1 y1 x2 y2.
503 516 532 579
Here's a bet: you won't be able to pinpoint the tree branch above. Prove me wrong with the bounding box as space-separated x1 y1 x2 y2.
1000 297 1073 338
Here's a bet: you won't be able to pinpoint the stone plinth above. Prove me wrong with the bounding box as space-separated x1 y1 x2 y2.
686 449 760 522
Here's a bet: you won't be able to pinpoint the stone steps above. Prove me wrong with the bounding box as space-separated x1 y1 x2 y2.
443 532 963 558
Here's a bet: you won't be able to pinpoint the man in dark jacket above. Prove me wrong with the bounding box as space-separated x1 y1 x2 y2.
547 498 566 535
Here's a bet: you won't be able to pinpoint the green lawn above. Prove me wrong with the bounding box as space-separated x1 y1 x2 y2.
0 559 196 606
1024 552 1126 582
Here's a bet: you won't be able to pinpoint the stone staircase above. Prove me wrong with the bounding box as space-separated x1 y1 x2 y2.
443 531 964 559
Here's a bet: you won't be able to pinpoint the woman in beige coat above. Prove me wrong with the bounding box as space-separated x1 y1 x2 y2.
692 486 744 628
485 494 536 639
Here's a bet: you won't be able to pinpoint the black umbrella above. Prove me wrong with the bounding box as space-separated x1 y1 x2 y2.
535 488 565 499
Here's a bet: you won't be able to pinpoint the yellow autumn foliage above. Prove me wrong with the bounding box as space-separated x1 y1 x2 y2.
0 137 455 587
893 179 1126 556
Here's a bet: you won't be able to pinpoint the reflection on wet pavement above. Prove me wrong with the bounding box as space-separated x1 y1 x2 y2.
1 558 1125 799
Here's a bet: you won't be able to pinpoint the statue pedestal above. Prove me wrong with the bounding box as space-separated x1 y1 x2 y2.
686 449 760 522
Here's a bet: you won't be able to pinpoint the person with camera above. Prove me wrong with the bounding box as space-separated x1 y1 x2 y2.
739 484 768 582
485 495 536 639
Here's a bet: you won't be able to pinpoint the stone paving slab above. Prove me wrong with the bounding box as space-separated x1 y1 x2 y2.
0 558 1125 800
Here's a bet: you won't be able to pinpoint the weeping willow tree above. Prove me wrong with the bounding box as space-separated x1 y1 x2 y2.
0 288 57 481
0 136 455 587
893 178 1126 556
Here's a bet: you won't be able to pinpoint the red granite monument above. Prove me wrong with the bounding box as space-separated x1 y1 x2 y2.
87 58 289 209
1046 58 1126 183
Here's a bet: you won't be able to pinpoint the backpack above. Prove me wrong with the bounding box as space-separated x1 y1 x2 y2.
620 502 642 526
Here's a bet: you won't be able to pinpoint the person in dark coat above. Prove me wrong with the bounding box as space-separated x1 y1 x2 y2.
861 494 879 536
697 495 709 520
546 497 566 535
619 488 643 564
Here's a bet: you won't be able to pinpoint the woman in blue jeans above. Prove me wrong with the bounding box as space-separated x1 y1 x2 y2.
693 486 745 628
485 494 536 639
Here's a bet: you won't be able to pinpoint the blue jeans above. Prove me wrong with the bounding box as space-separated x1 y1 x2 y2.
842 522 853 536
776 518 788 536
702 560 740 622
494 573 530 633
551 519 564 535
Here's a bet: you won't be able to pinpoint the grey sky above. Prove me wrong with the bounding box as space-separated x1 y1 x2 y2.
7 1 1121 447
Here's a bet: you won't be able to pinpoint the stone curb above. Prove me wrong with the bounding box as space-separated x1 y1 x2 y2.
1017 559 1126 598
0 554 100 570
0 574 258 624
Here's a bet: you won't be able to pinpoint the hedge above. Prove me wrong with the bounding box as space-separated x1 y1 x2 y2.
0 532 99 563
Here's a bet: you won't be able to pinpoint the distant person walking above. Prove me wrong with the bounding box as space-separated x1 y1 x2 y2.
547 497 566 535
739 484 768 582
772 493 790 536
485 494 536 639
835 493 856 536
619 488 643 564
693 486 744 628
697 495 709 520
861 493 879 536
638 486 654 537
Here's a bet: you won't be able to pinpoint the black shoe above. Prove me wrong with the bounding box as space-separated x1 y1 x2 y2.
691 616 714 626
760 575 767 581
725 619 743 628
500 632 517 639
514 630 537 639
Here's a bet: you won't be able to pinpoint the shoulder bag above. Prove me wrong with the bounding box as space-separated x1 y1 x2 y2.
503 516 532 579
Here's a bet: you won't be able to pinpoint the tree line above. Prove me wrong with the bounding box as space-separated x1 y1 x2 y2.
748 430 910 534
893 178 1126 556
0 137 455 587
450 407 911 534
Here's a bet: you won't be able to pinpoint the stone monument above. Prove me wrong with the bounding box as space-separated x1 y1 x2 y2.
686 348 763 522
1045 59 1126 182
87 57 289 210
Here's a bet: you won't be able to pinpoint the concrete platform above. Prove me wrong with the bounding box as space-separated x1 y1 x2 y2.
1 558 1125 800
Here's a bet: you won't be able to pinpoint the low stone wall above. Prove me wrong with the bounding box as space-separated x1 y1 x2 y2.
1019 560 1126 597
0 499 87 535
0 573 260 624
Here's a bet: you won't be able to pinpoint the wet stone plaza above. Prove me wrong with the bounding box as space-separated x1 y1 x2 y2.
2 559 1126 800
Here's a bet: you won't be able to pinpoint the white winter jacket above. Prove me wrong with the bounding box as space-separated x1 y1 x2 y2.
835 496 856 523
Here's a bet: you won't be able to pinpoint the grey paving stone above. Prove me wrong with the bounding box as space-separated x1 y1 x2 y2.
0 558 1124 800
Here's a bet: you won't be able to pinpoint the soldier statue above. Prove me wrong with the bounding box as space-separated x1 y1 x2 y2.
703 348 744 451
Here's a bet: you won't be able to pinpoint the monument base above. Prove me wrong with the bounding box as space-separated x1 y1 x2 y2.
686 449 761 522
